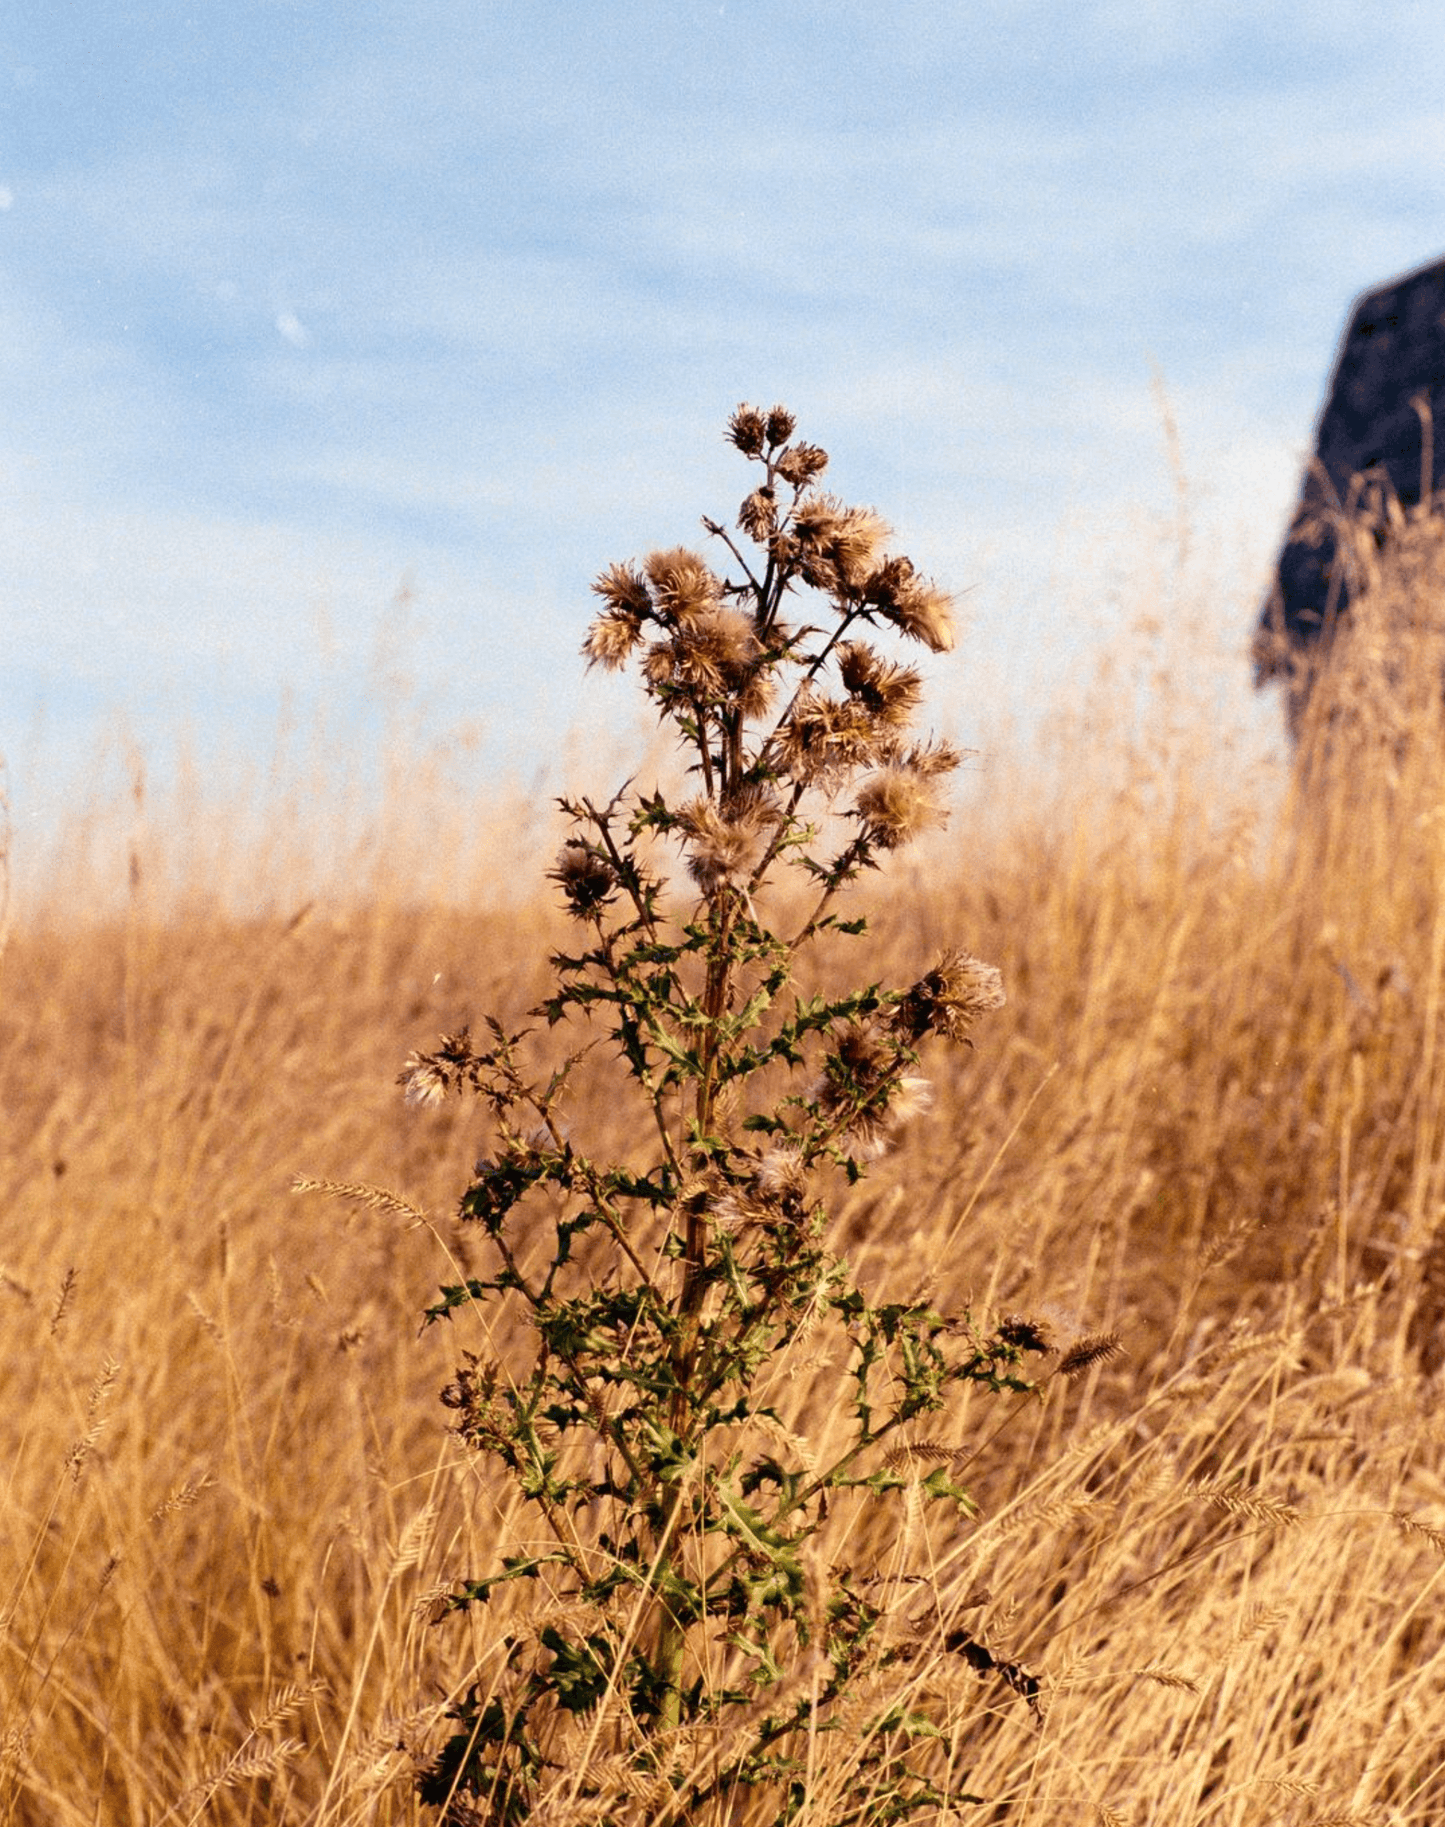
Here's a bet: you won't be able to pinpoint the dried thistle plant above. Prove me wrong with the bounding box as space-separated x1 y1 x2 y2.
399 406 1033 1825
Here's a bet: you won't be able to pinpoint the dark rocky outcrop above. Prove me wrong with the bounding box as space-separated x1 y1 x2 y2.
1255 255 1445 724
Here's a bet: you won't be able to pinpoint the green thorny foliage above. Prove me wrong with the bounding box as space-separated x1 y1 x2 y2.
403 406 1046 1826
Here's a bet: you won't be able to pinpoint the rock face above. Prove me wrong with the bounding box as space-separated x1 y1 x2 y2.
1254 254 1445 719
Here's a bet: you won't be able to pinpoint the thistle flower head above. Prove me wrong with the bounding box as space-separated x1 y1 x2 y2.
774 686 890 785
644 607 767 706
712 1142 810 1230
397 1028 483 1107
821 1020 888 1079
764 405 796 446
861 554 915 604
896 737 964 778
853 766 950 849
859 554 958 651
582 608 646 672
549 841 619 918
644 546 721 624
678 791 777 894
592 560 653 618
774 441 829 487
731 661 777 723
837 642 924 729
738 485 778 544
997 1314 1056 1355
815 1023 898 1156
813 1028 938 1159
754 1141 808 1211
893 951 1006 1043
881 571 957 652
400 1054 449 1107
792 496 892 594
728 404 768 457
698 605 762 668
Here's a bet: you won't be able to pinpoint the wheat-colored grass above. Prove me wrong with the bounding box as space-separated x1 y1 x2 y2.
7 513 1445 1822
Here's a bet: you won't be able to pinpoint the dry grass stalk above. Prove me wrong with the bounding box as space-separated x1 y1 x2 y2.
292 1175 429 1226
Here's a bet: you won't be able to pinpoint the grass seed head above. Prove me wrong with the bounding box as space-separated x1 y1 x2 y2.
1057 1332 1124 1378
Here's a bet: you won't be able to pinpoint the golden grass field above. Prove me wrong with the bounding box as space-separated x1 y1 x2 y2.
7 521 1445 1825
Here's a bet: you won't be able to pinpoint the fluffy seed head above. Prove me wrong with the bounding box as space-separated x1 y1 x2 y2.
888 1075 934 1126
831 505 893 589
732 662 777 723
754 1142 808 1211
815 1028 931 1158
702 606 763 667
889 575 957 652
861 556 957 651
837 642 924 728
582 608 645 671
896 737 964 778
400 1055 449 1107
893 951 1006 1042
792 496 892 593
644 546 720 623
592 560 653 618
738 486 778 544
861 554 916 604
646 607 766 705
774 687 889 784
549 841 619 918
678 792 776 893
714 1142 810 1230
853 767 950 849
818 1022 893 1117
774 441 829 487
728 404 768 457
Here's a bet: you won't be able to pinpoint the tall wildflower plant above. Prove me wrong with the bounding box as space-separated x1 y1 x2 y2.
406 407 1034 1824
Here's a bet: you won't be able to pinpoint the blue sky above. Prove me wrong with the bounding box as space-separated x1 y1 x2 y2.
5 0 1445 862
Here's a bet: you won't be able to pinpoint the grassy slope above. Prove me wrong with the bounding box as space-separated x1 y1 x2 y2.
5 587 1445 1823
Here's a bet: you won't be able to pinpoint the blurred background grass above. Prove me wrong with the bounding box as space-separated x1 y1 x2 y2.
6 506 1445 1823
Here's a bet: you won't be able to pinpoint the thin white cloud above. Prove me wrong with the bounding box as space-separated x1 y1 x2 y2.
275 309 310 347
